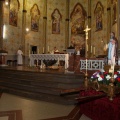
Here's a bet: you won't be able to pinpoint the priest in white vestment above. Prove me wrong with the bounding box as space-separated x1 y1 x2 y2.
17 48 23 65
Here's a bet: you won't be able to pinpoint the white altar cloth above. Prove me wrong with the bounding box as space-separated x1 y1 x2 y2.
30 54 69 69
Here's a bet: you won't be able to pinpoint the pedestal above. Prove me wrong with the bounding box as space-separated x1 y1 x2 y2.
0 53 8 66
104 65 120 72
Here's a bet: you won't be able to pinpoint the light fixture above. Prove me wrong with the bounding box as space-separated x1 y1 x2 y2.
26 28 29 32
5 0 9 5
3 24 6 39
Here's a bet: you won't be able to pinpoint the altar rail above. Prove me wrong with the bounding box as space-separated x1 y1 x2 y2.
80 58 104 71
30 54 69 69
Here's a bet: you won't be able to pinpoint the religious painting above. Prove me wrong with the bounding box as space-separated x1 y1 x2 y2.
51 9 62 34
9 0 20 27
94 2 104 31
30 4 40 32
70 3 87 35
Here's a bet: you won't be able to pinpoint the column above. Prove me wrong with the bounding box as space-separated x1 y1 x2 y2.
22 0 27 62
107 5 111 43
117 0 120 48
43 0 47 53
0 0 4 50
65 0 70 48
87 0 91 57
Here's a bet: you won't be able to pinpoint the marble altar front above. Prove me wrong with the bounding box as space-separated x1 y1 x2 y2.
30 54 69 69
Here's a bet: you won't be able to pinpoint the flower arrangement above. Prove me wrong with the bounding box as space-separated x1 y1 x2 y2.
90 70 120 87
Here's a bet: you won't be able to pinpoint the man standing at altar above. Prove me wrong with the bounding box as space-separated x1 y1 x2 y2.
51 47 59 54
107 32 118 65
17 47 23 66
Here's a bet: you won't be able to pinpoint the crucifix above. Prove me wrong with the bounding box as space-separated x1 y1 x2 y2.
84 25 91 58
83 25 91 90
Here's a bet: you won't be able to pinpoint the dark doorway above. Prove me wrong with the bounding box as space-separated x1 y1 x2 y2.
31 46 37 54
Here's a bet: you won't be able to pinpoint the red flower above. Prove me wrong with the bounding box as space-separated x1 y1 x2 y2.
117 78 120 82
100 75 104 79
114 72 118 75
104 72 108 75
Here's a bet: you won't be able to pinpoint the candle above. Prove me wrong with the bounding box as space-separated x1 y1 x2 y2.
43 47 44 53
94 47 95 55
86 59 87 71
38 48 39 54
91 46 92 53
48 46 49 52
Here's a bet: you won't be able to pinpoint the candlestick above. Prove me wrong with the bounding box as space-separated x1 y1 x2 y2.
38 48 39 54
87 44 88 52
94 47 95 55
91 46 92 53
43 47 44 53
86 59 87 71
48 46 49 52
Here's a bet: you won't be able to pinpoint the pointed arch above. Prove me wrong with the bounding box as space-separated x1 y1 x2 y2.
9 0 20 26
51 8 62 34
70 3 87 35
94 1 104 31
30 4 40 32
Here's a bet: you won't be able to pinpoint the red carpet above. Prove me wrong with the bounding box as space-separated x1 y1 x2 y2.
79 90 120 120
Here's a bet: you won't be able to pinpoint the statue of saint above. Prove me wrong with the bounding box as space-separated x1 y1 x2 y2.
107 32 118 65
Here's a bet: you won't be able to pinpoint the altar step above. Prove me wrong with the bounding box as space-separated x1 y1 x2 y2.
0 68 84 104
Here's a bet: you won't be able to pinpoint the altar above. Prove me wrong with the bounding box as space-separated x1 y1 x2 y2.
29 54 69 69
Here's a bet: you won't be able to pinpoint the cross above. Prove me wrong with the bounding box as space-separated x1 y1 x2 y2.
84 25 91 58
84 25 91 40
84 25 91 33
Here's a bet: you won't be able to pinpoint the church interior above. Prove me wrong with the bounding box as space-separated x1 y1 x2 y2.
0 0 120 120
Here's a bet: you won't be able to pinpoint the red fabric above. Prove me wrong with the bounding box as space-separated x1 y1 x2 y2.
79 90 120 120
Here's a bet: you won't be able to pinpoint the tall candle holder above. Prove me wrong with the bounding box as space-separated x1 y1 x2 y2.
109 64 115 101
84 25 91 90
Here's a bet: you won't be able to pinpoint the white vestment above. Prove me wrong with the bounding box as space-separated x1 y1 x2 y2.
108 44 115 65
17 50 23 65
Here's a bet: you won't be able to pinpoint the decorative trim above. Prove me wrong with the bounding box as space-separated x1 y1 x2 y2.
94 1 104 14
70 3 87 19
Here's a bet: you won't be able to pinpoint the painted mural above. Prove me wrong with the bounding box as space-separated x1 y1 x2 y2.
51 9 62 34
94 1 104 31
9 0 20 27
30 4 40 32
70 3 87 35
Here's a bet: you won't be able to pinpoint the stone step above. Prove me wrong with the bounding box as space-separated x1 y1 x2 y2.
0 68 84 104
0 77 83 89
0 81 62 95
0 86 78 105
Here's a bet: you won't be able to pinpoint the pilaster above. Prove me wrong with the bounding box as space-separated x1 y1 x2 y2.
87 0 91 57
22 0 27 55
43 0 47 53
65 0 70 48
0 0 4 49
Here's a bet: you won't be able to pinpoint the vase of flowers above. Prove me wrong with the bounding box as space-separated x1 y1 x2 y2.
90 70 120 100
